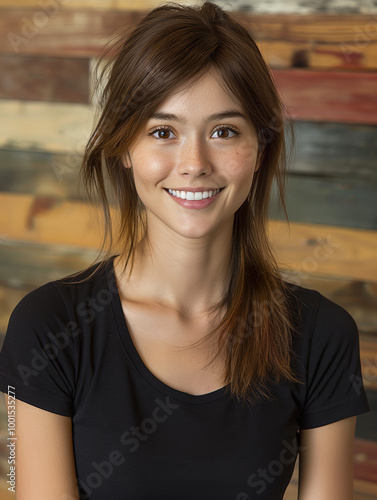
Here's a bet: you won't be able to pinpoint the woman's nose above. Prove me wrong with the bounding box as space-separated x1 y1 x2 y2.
176 137 213 177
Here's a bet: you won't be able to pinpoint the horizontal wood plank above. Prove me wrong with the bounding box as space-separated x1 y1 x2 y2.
0 100 94 152
269 220 377 284
0 0 196 9
0 148 83 199
0 55 89 103
289 122 377 177
272 174 377 231
310 42 377 70
1 0 377 13
0 240 100 288
274 69 377 124
1 10 377 62
0 193 103 248
0 9 137 57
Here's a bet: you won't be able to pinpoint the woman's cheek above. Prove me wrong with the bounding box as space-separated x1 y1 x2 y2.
222 151 257 181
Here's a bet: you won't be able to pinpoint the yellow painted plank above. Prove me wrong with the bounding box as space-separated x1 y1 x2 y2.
257 40 312 68
0 100 94 153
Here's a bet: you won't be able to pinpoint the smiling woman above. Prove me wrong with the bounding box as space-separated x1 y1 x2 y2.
0 2 370 500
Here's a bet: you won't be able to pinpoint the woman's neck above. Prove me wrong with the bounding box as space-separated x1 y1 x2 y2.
115 219 233 318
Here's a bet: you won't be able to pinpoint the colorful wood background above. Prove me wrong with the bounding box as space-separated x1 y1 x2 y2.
0 0 376 498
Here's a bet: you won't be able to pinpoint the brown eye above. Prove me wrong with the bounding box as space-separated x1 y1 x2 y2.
150 128 175 139
211 127 238 139
157 129 171 139
217 128 229 138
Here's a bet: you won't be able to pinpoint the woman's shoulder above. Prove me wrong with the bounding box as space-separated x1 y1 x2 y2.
283 279 357 332
10 256 114 320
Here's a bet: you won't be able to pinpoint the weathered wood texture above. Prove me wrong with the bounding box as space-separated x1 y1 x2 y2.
0 241 99 288
270 221 377 284
274 69 377 124
273 174 377 230
0 0 197 9
4 0 377 12
0 10 376 68
0 55 89 103
0 100 94 152
1 10 377 119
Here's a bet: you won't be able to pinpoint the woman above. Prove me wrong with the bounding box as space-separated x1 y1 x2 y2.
0 2 369 499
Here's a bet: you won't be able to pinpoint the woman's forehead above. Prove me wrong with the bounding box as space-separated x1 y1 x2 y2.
152 70 244 115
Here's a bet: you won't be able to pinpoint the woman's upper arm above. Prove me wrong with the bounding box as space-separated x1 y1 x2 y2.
6 395 79 500
298 416 356 500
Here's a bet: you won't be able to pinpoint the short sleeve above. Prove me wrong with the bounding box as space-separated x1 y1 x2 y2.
300 294 369 429
0 282 77 416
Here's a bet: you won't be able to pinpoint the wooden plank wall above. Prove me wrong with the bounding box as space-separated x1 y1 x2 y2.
0 1 376 497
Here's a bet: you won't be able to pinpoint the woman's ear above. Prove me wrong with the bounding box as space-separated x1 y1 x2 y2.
255 148 263 172
122 152 132 169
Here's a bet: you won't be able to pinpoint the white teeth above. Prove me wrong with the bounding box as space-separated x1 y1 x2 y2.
167 189 221 200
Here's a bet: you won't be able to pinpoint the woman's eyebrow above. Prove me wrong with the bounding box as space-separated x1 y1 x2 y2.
149 110 247 122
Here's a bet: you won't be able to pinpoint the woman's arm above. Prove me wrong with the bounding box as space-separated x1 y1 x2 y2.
298 416 356 500
5 395 79 500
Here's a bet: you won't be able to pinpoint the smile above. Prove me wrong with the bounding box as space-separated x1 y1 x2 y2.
167 188 222 200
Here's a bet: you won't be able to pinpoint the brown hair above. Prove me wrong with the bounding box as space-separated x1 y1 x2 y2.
71 1 300 403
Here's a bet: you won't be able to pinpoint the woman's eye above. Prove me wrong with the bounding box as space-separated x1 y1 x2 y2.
150 128 176 139
211 127 238 139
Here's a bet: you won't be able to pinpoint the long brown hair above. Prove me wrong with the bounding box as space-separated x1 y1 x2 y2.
70 1 300 403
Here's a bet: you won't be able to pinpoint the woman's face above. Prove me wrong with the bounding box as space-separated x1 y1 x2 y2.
125 69 260 241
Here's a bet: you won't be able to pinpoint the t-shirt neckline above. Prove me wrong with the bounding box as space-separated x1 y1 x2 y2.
106 254 231 405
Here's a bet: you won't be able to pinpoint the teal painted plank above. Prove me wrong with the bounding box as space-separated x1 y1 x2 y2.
0 148 83 200
271 174 377 230
0 241 101 288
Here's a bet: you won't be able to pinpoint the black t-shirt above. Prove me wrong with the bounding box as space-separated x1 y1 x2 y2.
0 255 369 499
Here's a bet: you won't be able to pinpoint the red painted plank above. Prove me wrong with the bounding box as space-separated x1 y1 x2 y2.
354 439 377 484
0 54 89 103
272 69 377 124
